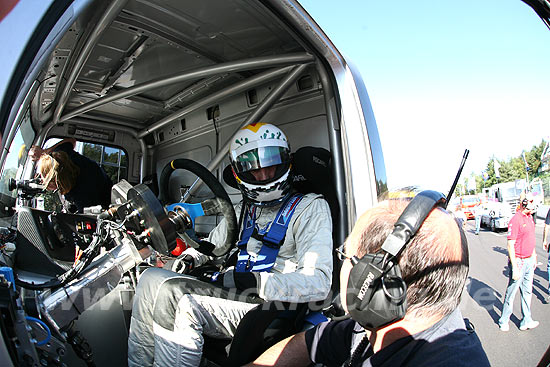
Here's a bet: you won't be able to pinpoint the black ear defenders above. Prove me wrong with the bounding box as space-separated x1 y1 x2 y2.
345 190 446 330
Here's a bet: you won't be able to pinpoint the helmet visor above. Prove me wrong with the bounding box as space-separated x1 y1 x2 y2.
232 146 290 174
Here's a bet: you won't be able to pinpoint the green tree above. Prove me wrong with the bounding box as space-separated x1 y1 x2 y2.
475 174 485 193
524 140 545 175
454 183 464 197
479 140 547 193
499 157 524 182
485 158 498 187
83 143 102 163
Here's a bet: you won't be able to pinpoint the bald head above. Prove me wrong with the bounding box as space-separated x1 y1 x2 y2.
345 199 469 319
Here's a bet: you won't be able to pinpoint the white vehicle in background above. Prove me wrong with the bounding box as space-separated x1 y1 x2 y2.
529 178 544 219
483 178 544 227
480 201 514 232
484 180 524 215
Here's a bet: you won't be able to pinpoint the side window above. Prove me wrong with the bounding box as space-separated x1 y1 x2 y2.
39 139 128 211
43 140 128 184
82 143 128 184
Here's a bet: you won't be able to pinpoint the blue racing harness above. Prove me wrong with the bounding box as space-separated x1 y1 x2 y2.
235 193 304 273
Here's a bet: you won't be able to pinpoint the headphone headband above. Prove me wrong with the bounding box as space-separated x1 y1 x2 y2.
381 190 446 257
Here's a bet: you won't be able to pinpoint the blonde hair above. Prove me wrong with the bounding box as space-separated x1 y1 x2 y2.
38 151 79 195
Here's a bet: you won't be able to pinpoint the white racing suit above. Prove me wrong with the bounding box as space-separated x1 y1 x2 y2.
127 193 333 366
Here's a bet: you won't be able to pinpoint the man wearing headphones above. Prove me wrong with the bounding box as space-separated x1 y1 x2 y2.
128 123 333 366
498 193 539 331
245 195 489 367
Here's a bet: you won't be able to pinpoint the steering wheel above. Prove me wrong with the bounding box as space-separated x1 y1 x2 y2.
158 159 238 257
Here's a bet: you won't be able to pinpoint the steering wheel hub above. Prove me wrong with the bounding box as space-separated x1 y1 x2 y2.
127 184 176 254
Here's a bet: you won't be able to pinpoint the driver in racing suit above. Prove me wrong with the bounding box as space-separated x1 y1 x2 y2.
128 122 333 367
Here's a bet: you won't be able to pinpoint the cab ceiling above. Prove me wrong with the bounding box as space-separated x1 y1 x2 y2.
32 0 305 130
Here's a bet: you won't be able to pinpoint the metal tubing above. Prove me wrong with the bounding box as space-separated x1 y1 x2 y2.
136 66 298 139
52 0 129 126
184 63 309 199
207 63 309 172
41 239 143 329
138 139 147 183
164 74 229 109
317 62 347 245
59 53 313 123
36 122 55 148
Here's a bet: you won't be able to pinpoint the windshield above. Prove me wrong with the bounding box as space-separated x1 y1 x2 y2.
531 182 543 196
461 196 479 206
0 110 35 199
504 187 520 198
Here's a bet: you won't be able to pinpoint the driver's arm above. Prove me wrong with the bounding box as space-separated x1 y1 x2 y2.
174 202 243 271
258 196 333 303
244 332 311 367
205 197 333 303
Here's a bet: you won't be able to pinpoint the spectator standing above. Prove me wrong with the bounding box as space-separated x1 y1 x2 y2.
543 208 550 301
473 202 482 235
498 193 539 331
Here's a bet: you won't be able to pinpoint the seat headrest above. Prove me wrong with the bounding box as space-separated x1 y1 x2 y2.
291 146 331 194
291 147 339 236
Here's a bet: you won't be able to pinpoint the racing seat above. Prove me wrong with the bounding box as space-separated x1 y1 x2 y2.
203 302 309 366
211 146 342 366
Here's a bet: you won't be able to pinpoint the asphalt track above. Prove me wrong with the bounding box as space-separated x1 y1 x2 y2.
460 219 549 367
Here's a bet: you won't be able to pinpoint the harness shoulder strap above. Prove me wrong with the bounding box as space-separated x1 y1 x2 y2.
262 193 304 248
235 193 304 273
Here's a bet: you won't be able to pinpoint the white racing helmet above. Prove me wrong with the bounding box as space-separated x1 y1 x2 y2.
229 123 292 206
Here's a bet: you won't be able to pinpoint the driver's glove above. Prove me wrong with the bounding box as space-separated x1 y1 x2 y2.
172 254 195 274
200 268 260 295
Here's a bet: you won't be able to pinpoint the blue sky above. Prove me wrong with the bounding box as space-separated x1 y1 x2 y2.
299 0 550 193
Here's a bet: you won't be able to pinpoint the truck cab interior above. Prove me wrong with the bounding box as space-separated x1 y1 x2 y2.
0 1 387 366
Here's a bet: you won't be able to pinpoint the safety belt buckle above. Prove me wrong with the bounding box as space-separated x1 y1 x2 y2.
261 236 284 249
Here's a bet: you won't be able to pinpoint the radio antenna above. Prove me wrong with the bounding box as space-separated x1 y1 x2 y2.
444 149 469 209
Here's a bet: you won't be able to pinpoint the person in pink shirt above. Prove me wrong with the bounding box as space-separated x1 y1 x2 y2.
498 193 538 331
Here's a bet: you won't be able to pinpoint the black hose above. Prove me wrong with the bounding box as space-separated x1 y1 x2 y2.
15 227 103 290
